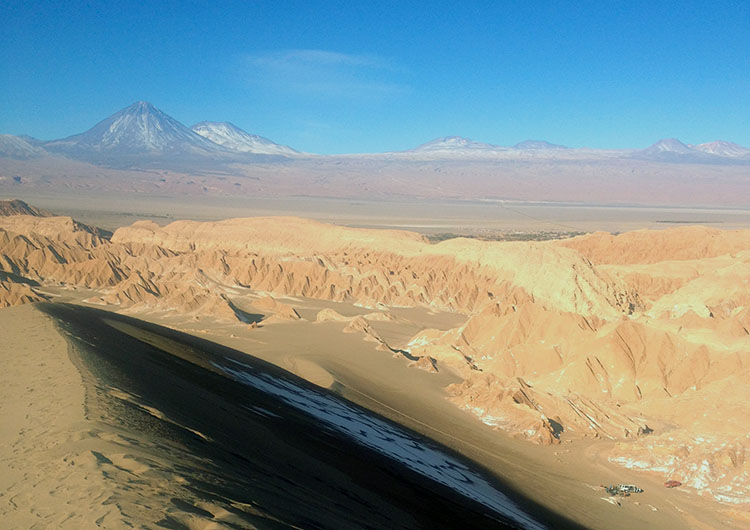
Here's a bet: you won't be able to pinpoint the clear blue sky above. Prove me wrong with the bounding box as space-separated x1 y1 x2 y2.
2 0 749 154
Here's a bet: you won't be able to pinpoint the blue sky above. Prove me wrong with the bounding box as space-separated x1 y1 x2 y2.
2 1 749 153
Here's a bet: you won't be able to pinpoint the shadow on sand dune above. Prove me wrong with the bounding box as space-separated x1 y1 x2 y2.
40 303 586 530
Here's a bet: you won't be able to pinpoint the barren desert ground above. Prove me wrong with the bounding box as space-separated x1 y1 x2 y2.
2 197 750 529
10 189 750 234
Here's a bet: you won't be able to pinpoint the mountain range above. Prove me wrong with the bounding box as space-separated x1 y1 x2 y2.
409 137 569 152
2 101 748 167
7 101 299 166
632 138 750 163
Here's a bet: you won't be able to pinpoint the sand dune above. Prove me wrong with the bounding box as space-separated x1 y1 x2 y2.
0 305 131 528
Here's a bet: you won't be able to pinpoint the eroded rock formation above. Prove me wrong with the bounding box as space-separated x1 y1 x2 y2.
1 209 749 504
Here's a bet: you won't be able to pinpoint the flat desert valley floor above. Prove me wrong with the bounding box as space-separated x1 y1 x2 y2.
11 190 750 234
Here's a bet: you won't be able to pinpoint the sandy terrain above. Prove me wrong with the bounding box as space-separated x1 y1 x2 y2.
147 297 738 530
0 297 738 529
0 304 125 528
2 200 750 528
0 305 243 529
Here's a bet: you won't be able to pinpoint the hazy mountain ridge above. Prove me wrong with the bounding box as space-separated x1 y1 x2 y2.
0 135 47 160
406 136 570 154
410 136 504 152
2 102 748 165
406 136 750 163
633 138 750 164
512 140 567 150
693 140 750 158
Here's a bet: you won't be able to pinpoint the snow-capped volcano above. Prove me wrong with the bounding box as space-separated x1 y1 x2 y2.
45 101 225 157
641 138 695 155
693 140 750 158
191 122 298 156
633 138 749 164
410 136 501 152
634 138 707 162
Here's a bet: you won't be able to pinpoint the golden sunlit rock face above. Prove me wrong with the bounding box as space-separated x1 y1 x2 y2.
1 208 749 505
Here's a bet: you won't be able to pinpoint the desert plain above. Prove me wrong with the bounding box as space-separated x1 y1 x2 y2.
1 195 749 529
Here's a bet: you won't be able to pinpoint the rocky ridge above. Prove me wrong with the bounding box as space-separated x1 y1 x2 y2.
0 199 52 217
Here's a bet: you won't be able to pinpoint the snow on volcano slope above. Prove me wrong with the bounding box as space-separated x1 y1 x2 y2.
191 122 298 155
44 101 227 156
693 140 750 158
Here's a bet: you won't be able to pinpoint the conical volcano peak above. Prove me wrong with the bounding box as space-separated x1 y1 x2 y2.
45 101 225 157
117 101 162 117
646 138 694 153
130 100 154 109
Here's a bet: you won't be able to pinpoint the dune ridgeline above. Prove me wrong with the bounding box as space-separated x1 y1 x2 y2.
1 199 749 507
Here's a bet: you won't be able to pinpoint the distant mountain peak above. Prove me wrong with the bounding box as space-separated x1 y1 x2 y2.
411 136 500 151
643 138 694 154
191 121 298 155
431 135 474 145
693 140 750 158
0 134 47 159
512 140 567 150
632 138 748 164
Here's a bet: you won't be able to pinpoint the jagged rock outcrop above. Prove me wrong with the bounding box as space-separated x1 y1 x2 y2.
0 199 53 217
109 217 638 318
0 273 47 308
446 373 650 445
315 308 351 322
251 295 301 324
342 316 393 352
